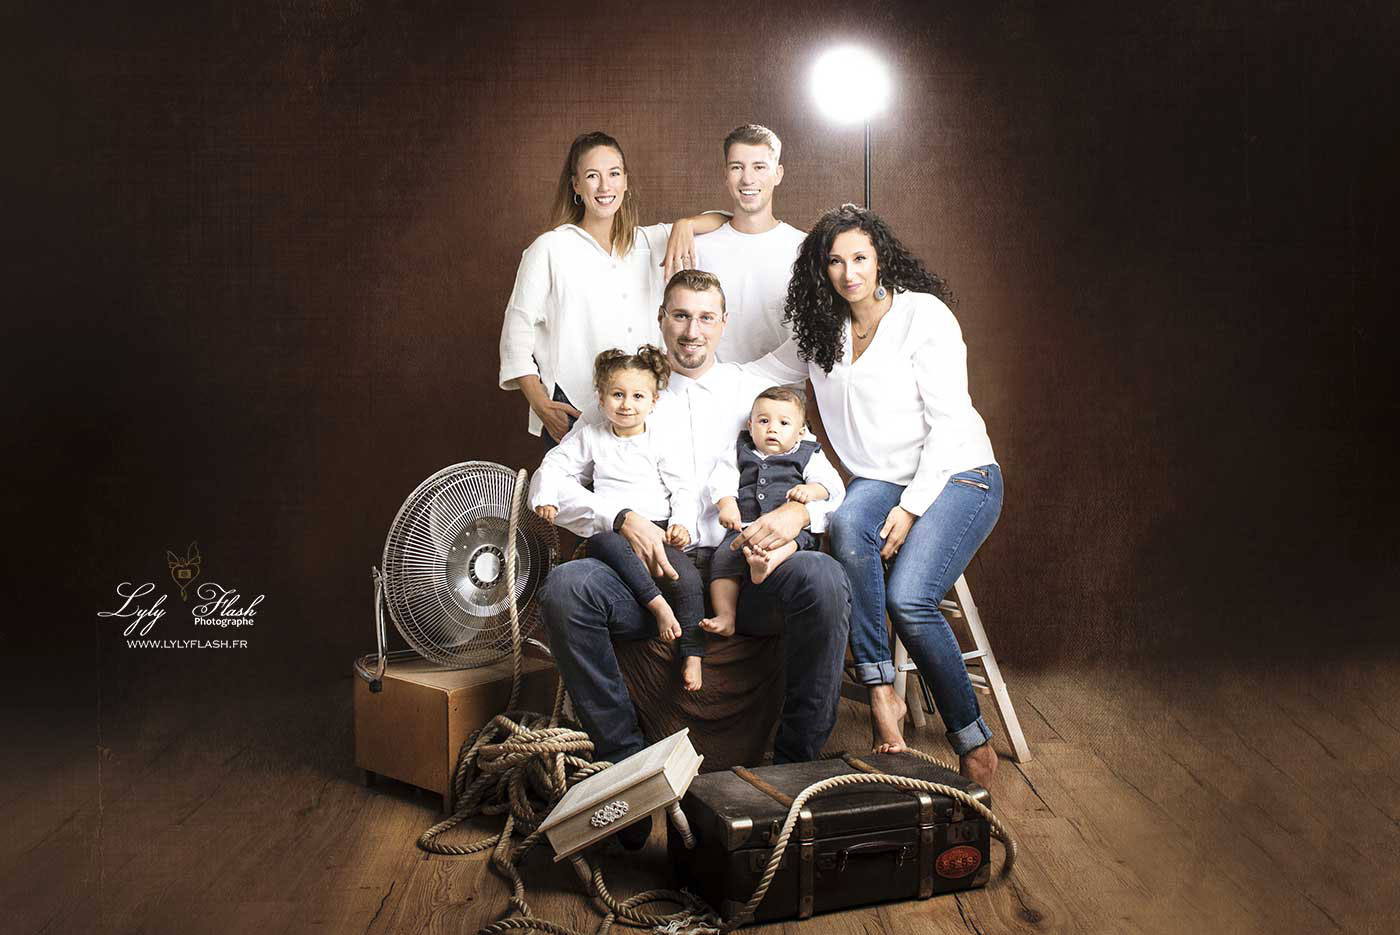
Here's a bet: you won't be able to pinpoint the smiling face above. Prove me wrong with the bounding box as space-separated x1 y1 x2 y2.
749 397 805 455
826 228 881 306
572 145 627 225
724 141 783 218
659 286 727 376
598 367 658 437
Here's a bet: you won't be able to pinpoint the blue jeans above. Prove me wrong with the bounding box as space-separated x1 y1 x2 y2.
828 465 1003 755
541 548 851 764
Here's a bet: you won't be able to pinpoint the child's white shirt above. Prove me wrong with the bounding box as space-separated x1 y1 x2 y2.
531 417 697 542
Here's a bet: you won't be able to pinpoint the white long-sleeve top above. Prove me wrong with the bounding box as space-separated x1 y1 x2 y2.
534 362 838 548
498 223 671 436
747 291 997 517
706 437 846 516
529 417 697 542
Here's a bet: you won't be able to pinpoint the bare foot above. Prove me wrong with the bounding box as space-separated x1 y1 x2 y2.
959 743 998 787
746 540 796 585
699 612 736 637
682 656 702 692
647 595 682 642
868 684 907 753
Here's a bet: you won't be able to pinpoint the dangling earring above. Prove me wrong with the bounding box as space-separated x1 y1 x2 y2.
874 284 888 301
573 192 582 206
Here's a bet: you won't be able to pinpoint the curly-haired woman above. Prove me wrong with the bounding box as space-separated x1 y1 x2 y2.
746 204 1002 785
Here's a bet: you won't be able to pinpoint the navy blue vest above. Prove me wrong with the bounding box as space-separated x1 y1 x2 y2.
734 430 821 523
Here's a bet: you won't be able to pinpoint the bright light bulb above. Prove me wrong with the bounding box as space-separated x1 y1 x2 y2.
810 46 891 124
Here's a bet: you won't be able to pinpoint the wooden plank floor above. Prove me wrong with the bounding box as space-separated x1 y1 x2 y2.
8 659 1400 934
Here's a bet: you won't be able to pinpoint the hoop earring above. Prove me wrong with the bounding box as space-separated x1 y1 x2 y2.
874 285 888 301
573 192 582 206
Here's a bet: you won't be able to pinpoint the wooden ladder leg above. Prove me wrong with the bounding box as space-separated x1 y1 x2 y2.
892 632 925 728
892 631 927 729
954 575 1031 763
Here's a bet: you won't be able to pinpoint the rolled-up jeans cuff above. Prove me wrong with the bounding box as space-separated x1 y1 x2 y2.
946 716 993 756
852 660 896 686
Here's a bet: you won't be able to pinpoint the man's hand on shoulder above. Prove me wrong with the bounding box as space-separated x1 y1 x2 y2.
732 501 808 553
619 511 679 580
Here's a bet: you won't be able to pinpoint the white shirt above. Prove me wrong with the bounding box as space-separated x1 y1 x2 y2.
538 362 837 548
748 291 997 517
695 221 806 364
706 437 846 517
498 223 671 435
529 418 697 542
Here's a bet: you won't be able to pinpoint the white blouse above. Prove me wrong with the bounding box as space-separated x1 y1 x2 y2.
529 417 697 542
748 291 997 517
498 223 671 436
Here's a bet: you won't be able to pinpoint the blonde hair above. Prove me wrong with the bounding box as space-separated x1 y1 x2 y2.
549 131 640 257
723 124 782 163
592 345 671 397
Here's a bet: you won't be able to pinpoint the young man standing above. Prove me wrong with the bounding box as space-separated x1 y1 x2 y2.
694 125 806 365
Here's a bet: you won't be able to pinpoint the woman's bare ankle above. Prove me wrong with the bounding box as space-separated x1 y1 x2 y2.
868 684 907 753
958 743 998 787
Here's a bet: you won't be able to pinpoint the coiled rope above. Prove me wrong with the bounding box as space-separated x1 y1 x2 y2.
411 469 1016 935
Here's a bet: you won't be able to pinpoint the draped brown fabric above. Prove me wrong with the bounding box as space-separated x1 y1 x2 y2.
615 634 784 772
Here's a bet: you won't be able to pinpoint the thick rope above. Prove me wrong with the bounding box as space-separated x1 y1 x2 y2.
414 469 1017 935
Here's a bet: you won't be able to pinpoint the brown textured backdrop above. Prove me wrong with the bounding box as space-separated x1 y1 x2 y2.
7 1 1398 702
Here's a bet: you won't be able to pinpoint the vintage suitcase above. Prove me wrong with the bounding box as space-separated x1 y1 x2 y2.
668 751 992 923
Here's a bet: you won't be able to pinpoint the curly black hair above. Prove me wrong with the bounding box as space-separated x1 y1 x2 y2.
782 204 953 374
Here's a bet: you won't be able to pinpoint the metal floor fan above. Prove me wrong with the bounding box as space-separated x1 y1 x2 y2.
354 461 558 690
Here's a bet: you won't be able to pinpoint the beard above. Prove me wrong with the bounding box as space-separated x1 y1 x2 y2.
670 344 710 371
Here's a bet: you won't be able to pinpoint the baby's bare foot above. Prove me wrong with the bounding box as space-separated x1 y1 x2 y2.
699 612 736 637
682 656 703 692
746 548 775 584
648 596 682 642
868 684 907 753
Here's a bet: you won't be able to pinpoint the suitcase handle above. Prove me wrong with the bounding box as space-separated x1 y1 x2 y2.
833 839 911 873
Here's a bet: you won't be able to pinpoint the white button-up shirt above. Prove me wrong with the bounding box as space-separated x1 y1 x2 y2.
529 418 697 542
535 362 838 548
498 223 670 435
747 291 997 517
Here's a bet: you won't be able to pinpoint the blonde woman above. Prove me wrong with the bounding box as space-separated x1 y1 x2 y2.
499 131 725 440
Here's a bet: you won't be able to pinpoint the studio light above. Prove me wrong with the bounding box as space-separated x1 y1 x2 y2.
810 45 892 209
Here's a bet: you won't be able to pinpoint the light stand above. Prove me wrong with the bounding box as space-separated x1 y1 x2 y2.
811 46 891 209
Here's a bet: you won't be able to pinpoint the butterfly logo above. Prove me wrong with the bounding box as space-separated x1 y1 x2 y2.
167 541 202 601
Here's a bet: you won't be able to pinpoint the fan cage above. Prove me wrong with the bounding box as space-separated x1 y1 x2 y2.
381 461 557 669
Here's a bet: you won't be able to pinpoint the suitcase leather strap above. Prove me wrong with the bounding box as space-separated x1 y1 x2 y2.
731 767 817 918
840 754 937 899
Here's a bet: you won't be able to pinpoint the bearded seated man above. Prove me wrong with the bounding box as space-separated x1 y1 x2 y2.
531 271 851 785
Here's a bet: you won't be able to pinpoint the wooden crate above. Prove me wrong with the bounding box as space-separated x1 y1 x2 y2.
353 656 558 812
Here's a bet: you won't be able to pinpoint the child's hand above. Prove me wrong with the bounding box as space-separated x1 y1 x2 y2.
535 504 558 523
666 524 690 548
786 483 829 504
717 497 742 531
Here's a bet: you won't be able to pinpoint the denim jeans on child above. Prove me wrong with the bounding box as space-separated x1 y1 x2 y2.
828 465 1003 755
584 530 705 657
